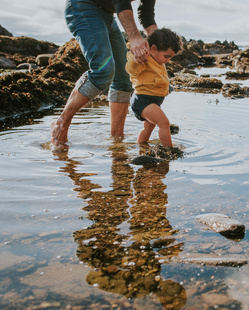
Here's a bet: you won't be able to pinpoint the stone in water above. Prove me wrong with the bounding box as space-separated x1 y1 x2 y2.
196 213 245 235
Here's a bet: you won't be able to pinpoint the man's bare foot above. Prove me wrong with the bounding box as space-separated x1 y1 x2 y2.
50 119 68 146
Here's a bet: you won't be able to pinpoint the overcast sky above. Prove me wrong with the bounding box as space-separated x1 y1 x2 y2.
1 0 249 47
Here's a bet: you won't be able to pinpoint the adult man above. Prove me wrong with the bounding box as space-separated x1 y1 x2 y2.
51 0 157 146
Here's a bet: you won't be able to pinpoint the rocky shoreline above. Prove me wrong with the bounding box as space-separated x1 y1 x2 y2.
1 27 249 126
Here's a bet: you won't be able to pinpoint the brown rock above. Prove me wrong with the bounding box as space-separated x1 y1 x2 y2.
0 36 58 56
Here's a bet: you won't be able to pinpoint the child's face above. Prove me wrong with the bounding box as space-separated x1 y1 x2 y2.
150 45 176 65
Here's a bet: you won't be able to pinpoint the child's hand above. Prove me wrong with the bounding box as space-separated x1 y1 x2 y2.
130 36 150 64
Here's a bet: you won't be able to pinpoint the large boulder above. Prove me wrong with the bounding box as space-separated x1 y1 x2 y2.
0 71 74 120
171 44 202 68
0 39 89 120
0 36 59 56
202 40 238 55
41 38 89 81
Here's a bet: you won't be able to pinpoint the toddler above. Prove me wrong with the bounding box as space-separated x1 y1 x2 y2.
126 28 182 147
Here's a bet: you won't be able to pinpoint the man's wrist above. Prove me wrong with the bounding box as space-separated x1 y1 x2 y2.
144 24 158 37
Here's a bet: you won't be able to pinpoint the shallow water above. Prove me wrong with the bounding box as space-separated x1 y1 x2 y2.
1 68 249 309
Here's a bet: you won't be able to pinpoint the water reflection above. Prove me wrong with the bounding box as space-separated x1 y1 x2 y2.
52 141 186 309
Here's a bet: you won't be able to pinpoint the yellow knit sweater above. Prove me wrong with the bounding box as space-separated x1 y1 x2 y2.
125 51 169 97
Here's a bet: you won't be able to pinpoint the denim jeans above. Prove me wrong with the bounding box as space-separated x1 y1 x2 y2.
65 0 133 102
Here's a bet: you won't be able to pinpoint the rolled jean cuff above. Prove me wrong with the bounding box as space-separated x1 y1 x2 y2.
75 75 102 100
108 88 131 103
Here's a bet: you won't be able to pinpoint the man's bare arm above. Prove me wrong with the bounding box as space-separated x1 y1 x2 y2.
144 24 158 37
118 9 149 63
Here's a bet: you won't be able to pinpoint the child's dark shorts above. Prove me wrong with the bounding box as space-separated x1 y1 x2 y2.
130 94 165 121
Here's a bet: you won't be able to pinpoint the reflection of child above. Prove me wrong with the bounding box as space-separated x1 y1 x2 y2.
126 28 182 147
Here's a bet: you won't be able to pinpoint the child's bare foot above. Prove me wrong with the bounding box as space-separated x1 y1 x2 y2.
50 119 68 146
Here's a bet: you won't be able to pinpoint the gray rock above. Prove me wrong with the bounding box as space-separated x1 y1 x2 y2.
196 213 245 235
0 56 16 69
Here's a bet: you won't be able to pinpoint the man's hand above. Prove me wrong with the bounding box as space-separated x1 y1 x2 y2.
118 9 150 63
129 36 150 64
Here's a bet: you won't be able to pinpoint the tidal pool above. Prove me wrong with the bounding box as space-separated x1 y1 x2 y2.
1 71 249 309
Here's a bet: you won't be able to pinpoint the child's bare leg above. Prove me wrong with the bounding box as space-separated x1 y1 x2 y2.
141 104 173 147
137 120 155 144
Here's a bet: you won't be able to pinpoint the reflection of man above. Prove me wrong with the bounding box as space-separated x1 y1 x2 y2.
53 144 186 308
51 0 158 146
83 160 186 309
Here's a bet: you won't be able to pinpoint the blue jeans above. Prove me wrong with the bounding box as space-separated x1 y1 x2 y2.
65 0 133 103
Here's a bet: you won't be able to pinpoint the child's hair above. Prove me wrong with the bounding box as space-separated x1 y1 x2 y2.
147 28 183 54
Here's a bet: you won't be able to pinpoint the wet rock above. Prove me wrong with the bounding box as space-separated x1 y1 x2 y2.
222 83 249 98
201 292 233 307
131 155 162 165
0 71 73 119
170 74 223 92
157 279 187 310
32 302 61 309
171 253 248 267
225 71 249 79
196 213 245 235
221 48 249 72
145 145 184 161
183 256 247 267
0 39 90 120
186 77 223 89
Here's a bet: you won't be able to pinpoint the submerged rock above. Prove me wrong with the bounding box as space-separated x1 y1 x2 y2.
172 254 248 267
196 213 245 235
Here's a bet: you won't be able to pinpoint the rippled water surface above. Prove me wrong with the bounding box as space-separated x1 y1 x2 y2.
1 69 249 309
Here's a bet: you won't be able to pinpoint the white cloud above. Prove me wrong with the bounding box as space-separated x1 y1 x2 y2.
0 0 248 46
